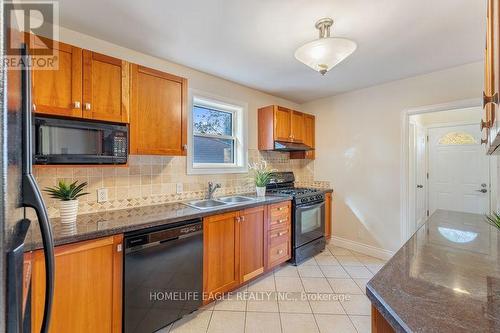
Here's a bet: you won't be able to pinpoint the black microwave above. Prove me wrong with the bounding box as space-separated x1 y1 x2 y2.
33 116 128 165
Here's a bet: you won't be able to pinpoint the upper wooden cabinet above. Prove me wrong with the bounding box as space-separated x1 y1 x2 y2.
130 65 188 156
82 51 129 123
31 36 83 118
31 36 129 123
259 105 315 159
291 113 315 159
262 105 304 143
31 235 123 333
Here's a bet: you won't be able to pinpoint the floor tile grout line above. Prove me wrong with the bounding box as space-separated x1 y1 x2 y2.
273 273 285 333
297 266 322 333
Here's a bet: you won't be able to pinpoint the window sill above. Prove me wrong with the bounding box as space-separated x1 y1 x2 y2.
187 165 248 175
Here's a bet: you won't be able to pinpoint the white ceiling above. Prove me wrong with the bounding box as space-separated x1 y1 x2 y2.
57 0 485 103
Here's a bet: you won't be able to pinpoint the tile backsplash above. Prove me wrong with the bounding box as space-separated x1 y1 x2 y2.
35 149 330 218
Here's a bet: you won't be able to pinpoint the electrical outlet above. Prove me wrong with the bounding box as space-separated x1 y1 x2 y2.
176 183 183 194
97 188 108 203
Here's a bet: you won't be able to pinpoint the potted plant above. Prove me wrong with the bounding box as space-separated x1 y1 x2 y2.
249 161 275 197
485 212 500 230
44 180 89 227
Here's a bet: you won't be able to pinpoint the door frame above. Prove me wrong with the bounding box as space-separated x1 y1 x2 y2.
400 98 497 244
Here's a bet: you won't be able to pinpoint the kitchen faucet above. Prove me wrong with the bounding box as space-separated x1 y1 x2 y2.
207 182 221 200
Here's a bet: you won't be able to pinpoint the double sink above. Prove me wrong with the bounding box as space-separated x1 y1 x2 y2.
184 196 256 210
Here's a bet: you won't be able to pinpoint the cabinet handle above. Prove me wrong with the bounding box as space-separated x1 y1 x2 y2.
73 101 81 109
84 102 91 111
278 231 286 236
182 144 188 150
277 218 287 224
235 217 241 223
483 91 499 108
241 216 245 222
277 249 284 255
277 207 285 211
117 244 122 252
32 103 36 112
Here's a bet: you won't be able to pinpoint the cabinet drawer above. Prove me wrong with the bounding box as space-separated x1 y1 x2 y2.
269 225 291 246
269 214 290 229
269 202 291 218
268 241 291 267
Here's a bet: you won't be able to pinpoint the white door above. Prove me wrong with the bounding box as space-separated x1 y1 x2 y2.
428 125 490 215
415 125 427 228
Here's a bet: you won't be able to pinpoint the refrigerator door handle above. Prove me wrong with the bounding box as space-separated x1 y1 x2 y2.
21 44 55 333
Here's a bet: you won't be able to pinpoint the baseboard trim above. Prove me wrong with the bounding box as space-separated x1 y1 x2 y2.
329 236 395 260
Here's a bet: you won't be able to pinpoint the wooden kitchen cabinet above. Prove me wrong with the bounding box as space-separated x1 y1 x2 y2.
130 64 188 156
203 211 240 297
31 36 130 124
291 113 315 159
258 105 314 159
267 201 292 269
82 51 130 123
239 206 267 282
325 192 332 239
31 35 83 118
31 235 123 333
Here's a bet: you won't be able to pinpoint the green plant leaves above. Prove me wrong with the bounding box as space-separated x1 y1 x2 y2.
485 212 500 230
43 180 89 201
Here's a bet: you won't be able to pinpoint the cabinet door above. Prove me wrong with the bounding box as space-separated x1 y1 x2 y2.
325 192 332 239
31 235 123 333
290 113 315 159
274 106 292 142
83 51 129 123
31 36 83 118
239 206 266 282
203 211 240 297
291 111 305 143
130 65 187 155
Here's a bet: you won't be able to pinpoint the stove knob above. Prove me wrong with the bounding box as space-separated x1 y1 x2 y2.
301 198 307 203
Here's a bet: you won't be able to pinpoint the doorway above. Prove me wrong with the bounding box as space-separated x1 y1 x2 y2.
402 100 497 242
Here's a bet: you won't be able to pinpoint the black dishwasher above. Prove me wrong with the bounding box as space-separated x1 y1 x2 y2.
123 219 203 333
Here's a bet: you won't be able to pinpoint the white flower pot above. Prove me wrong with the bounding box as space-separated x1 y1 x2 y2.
59 200 79 227
256 186 266 197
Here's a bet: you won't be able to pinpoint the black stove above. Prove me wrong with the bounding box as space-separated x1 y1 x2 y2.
266 172 326 265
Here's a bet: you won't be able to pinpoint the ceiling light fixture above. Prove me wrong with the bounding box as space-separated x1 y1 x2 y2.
294 18 357 75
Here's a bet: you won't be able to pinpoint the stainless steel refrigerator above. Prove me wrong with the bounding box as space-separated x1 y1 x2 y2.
2 6 56 333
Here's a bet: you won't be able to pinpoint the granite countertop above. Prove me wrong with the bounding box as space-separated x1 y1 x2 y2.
26 194 292 251
367 210 500 332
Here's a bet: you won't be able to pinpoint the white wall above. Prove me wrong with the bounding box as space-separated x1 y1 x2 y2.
55 26 300 150
302 62 483 253
413 107 481 126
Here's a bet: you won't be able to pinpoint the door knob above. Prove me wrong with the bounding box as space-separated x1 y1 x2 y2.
476 189 488 193
481 183 487 187
416 185 423 189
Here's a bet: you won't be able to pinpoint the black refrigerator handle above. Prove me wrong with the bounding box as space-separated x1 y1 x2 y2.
20 44 55 333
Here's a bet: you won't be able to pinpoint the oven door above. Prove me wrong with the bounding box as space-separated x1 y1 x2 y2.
294 201 325 247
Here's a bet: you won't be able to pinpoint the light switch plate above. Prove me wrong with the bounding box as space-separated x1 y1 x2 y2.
97 188 108 203
176 183 183 194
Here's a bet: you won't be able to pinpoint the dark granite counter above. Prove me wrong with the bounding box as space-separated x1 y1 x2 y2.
367 210 500 332
26 194 291 251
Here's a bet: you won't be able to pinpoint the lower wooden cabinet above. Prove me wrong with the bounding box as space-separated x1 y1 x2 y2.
31 235 123 333
203 202 291 299
239 206 267 282
325 192 332 239
203 211 240 296
267 201 292 269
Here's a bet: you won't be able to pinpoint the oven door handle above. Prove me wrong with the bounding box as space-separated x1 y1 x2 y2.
297 201 325 210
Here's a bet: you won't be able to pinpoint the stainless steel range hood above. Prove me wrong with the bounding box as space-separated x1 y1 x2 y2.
274 141 313 152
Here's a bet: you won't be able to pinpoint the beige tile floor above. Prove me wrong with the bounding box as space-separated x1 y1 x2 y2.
156 244 387 333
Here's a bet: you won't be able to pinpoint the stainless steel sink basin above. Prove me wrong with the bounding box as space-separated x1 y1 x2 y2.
218 196 255 203
184 199 227 210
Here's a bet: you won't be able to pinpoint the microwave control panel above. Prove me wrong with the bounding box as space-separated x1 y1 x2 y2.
113 136 128 157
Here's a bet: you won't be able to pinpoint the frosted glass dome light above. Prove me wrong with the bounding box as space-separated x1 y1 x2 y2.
295 18 357 75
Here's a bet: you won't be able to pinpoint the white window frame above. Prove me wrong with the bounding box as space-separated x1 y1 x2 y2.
187 90 248 174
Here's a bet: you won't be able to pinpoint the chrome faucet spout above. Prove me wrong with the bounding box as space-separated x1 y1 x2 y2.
207 182 221 200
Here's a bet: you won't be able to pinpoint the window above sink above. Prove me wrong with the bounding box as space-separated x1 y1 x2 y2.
187 91 248 174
